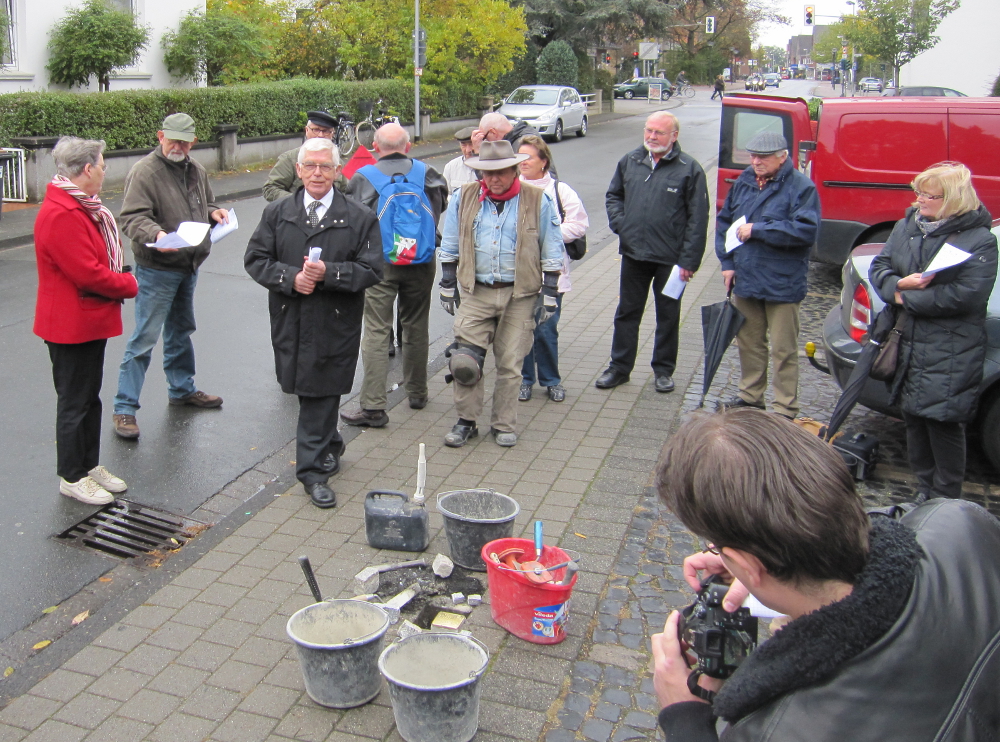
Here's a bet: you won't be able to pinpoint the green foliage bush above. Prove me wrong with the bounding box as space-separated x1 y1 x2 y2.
993 71 1000 97
575 51 595 94
808 97 822 121
594 69 614 105
536 40 578 88
0 79 415 150
489 41 539 97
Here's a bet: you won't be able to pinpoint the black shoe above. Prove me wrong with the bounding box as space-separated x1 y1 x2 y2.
718 396 765 411
305 482 337 509
340 407 389 427
654 375 675 393
321 440 346 476
444 421 478 448
388 344 396 357
913 491 931 505
518 383 533 402
546 384 566 402
409 397 428 410
595 368 630 389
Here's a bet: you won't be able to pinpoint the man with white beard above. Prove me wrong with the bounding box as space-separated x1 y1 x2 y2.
597 111 709 395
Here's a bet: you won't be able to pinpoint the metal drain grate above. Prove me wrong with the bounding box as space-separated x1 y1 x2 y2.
55 499 209 560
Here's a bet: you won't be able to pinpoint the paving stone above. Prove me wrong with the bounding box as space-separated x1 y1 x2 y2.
0 724 27 742
334 704 396 739
593 701 622 723
84 668 149 703
623 710 658 730
26 670 92 703
116 689 182 725
59 646 124 677
210 710 278 742
601 688 632 706
238 685 301 720
19 720 87 742
147 664 211 698
115 643 178 676
271 705 338 742
611 726 649 742
581 718 614 742
180 685 242 722
545 730 578 742
479 700 546 740
146 622 205 652
51 693 119 730
207 660 269 694
146 712 218 742
0 695 62 731
82 716 153 742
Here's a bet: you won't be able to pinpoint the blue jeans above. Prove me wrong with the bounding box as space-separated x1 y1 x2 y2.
521 294 562 387
114 265 198 414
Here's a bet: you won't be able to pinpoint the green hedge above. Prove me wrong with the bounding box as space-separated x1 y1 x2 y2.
0 78 417 150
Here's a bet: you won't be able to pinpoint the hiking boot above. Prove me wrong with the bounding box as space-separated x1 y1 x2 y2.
113 414 140 439
444 421 478 448
492 429 518 447
518 383 533 402
89 465 127 493
60 477 114 506
340 408 389 428
169 391 223 408
546 384 566 402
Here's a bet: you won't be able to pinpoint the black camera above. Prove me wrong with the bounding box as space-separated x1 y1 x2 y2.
678 575 759 679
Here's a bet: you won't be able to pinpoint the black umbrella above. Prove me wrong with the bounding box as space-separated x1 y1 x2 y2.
824 306 898 440
699 288 746 407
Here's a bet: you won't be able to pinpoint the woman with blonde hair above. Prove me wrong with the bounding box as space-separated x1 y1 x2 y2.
869 161 997 502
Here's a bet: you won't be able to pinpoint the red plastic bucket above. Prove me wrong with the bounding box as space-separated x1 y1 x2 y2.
481 538 578 645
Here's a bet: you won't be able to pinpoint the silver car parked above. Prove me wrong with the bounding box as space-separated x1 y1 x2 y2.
497 85 588 143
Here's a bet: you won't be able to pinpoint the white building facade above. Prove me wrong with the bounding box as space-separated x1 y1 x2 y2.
900 0 1000 96
1 0 204 93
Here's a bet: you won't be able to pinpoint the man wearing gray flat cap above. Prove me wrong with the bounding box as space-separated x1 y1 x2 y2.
437 140 564 448
263 110 347 202
715 130 820 419
442 126 478 197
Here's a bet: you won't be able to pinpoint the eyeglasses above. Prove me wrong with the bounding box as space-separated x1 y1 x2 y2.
305 125 334 136
703 543 722 555
299 163 335 173
912 188 944 200
644 128 673 137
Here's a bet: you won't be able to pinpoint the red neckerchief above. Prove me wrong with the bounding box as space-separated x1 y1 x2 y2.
755 173 775 190
479 177 521 203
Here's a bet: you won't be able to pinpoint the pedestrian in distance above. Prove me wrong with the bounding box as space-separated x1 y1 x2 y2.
712 75 726 100
245 138 382 509
651 408 1000 741
112 113 229 440
598 111 710 394
339 123 448 428
437 140 564 448
442 126 479 198
34 137 139 504
715 131 820 420
868 162 998 502
262 110 348 202
516 135 589 404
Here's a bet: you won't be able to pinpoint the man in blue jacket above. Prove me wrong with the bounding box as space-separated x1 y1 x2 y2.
715 132 819 419
599 112 709 393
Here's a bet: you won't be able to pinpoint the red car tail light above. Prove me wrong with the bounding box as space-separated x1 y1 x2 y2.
849 283 871 343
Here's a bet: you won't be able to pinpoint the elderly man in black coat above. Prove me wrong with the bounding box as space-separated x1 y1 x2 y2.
246 138 382 508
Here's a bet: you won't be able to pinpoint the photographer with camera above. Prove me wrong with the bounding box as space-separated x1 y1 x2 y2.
651 409 1000 741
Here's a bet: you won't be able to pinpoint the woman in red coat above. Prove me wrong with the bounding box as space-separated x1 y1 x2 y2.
34 137 138 505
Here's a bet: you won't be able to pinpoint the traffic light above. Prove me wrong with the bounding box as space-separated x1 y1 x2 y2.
605 53 611 64
705 16 716 33
804 5 814 25
633 51 639 60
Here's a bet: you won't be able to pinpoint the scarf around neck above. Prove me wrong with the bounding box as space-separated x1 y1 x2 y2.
50 174 124 272
479 177 521 203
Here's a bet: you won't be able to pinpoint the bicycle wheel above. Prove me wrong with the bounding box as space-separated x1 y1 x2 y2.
337 123 356 158
356 121 376 150
684 85 695 98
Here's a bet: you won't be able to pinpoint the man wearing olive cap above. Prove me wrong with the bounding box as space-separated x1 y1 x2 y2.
442 126 478 197
715 131 820 419
113 113 230 440
263 110 348 202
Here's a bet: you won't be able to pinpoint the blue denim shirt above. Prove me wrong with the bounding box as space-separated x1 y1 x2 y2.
439 191 564 281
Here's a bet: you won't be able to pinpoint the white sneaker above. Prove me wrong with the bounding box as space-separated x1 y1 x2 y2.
60 477 115 505
88 465 128 493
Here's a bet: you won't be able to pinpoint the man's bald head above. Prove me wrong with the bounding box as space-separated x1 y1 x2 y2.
647 111 679 135
373 123 410 156
478 112 513 140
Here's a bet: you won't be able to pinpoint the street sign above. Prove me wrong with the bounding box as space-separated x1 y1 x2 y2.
705 16 715 34
414 68 423 77
638 42 659 60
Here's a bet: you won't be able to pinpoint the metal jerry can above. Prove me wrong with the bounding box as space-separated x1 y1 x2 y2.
364 490 429 552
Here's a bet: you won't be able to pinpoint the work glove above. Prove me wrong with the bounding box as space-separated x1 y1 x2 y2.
535 271 560 326
440 262 459 316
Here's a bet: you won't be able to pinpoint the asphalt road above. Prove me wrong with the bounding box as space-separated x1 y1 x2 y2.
0 94 728 643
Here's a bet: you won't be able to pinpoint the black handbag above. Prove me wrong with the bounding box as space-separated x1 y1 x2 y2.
552 177 587 261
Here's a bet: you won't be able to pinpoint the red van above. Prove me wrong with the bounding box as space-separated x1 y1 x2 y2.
717 93 1000 264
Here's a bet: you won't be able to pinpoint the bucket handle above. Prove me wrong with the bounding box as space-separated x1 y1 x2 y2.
339 603 391 645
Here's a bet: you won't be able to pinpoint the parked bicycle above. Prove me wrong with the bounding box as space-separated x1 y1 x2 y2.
334 112 356 159
356 99 401 150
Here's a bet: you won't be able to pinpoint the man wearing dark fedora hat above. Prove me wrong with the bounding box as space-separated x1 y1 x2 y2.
715 130 820 419
437 140 565 448
263 110 348 202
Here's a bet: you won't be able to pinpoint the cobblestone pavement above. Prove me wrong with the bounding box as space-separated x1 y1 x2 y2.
2 224 997 742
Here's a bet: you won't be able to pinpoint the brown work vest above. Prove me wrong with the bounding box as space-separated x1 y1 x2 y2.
456 182 544 299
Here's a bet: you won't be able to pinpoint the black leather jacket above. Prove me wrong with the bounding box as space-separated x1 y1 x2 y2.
659 499 1000 741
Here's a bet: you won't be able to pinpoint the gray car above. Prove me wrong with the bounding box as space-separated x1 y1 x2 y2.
820 221 1000 469
497 85 588 143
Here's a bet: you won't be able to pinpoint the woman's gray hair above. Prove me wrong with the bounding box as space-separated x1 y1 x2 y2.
52 137 105 178
297 137 340 167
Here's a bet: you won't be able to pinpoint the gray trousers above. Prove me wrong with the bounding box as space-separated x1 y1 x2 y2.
359 262 436 409
452 284 537 433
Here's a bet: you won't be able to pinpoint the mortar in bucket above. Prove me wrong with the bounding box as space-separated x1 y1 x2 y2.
482 537 579 644
378 632 489 742
286 599 390 708
437 489 520 571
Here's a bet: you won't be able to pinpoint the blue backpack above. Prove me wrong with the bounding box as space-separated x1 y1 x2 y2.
358 161 436 265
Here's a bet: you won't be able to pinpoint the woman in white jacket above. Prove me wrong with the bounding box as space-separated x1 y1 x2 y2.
517 135 589 403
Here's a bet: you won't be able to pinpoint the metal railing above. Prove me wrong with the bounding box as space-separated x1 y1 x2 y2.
1 148 27 202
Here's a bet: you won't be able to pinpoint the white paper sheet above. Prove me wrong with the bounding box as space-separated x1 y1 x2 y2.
922 242 972 277
661 264 687 300
742 594 787 620
146 221 211 249
725 216 747 253
210 209 238 244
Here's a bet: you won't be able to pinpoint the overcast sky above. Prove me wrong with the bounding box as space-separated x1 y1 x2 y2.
757 0 856 48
